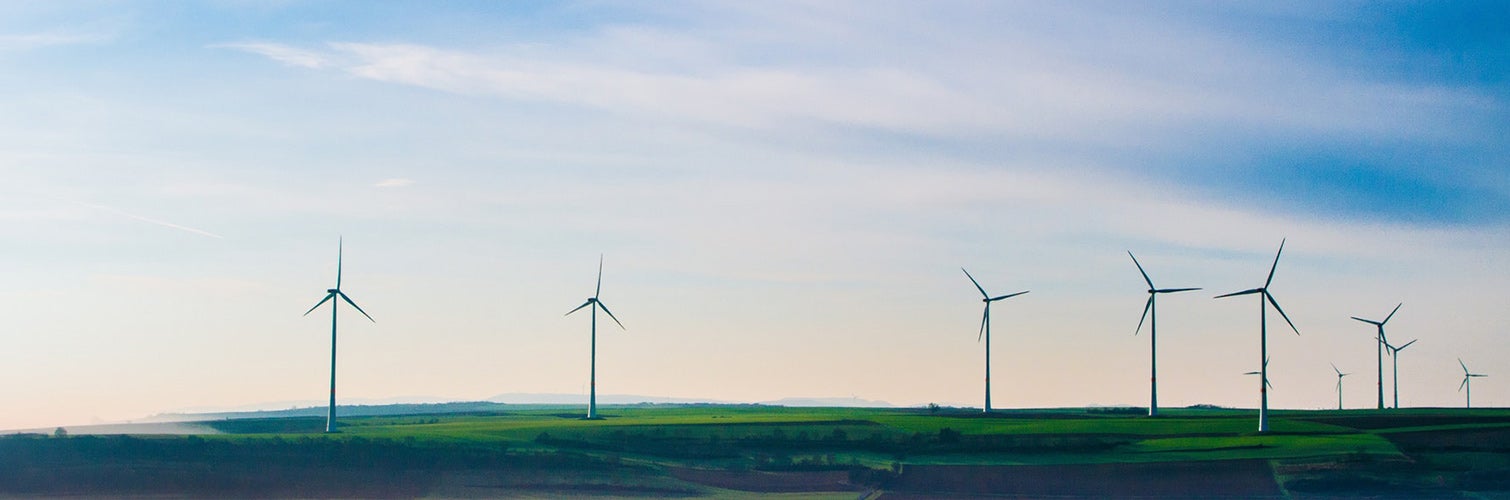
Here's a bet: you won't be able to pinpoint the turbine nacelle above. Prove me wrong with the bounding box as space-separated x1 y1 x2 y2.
304 240 375 323
1351 303 1401 338
1128 252 1200 336
1243 371 1274 389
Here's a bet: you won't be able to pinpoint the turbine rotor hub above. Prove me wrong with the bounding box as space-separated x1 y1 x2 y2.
327 289 339 293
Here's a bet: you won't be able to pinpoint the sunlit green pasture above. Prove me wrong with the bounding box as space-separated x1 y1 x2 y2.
187 404 1510 467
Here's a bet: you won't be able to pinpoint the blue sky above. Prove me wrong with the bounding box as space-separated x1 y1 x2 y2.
0 1 1507 429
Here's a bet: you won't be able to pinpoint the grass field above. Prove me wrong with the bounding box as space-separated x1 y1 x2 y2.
4 405 1509 498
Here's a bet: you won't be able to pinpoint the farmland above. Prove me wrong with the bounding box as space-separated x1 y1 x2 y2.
4 405 1509 498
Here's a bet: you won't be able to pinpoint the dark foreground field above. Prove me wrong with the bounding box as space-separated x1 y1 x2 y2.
3 406 1509 498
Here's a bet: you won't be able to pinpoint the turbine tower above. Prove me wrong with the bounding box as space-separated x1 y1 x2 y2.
1458 358 1487 409
302 238 374 433
1128 252 1200 417
1384 339 1417 409
1215 239 1300 433
565 255 625 420
1331 363 1350 410
962 268 1028 414
1351 303 1401 410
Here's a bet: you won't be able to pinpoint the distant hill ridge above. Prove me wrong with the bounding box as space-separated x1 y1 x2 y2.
145 394 898 422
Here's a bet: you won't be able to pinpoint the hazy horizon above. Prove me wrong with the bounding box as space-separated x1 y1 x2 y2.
1 2 1507 430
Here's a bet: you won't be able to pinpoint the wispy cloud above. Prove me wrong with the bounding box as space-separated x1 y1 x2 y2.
212 41 329 69
75 201 224 239
374 178 414 188
0 31 109 51
219 24 1495 153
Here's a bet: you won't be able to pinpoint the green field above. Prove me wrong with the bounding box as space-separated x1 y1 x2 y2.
5 405 1510 498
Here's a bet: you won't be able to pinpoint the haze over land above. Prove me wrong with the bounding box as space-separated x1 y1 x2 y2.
0 2 1507 430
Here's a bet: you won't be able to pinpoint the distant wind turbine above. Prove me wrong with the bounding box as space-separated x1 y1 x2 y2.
302 238 374 433
565 255 625 420
1244 357 1273 391
1128 252 1199 418
1215 239 1300 433
962 268 1028 414
1383 338 1417 409
1351 303 1401 410
1458 358 1487 409
1331 363 1350 410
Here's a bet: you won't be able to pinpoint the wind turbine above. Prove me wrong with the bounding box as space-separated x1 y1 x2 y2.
1128 252 1200 417
962 268 1028 414
1351 303 1401 410
1215 239 1300 433
1383 338 1417 409
302 238 374 433
1244 357 1273 391
565 255 625 420
1458 358 1487 409
1331 363 1350 410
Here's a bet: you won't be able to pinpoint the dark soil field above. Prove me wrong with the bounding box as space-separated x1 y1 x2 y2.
883 459 1281 498
669 467 862 493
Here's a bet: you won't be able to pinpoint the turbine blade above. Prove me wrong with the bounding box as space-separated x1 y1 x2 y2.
1265 238 1285 288
1243 371 1260 375
1331 362 1341 375
1460 378 1469 391
1267 379 1274 389
595 254 604 298
1134 295 1153 336
565 300 592 316
1128 251 1154 289
989 290 1029 301
1460 358 1469 374
336 237 344 290
338 291 375 322
977 306 988 342
1155 287 1201 293
1398 339 1417 351
1266 292 1300 335
962 268 988 298
303 293 335 316
1214 288 1262 299
1382 303 1402 325
1350 316 1382 326
596 301 626 330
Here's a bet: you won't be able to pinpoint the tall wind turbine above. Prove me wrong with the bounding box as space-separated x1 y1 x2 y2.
1351 303 1401 410
1331 363 1350 410
565 255 625 420
1384 338 1417 409
1128 252 1200 417
302 238 374 433
1215 239 1300 433
962 268 1028 414
1458 358 1487 409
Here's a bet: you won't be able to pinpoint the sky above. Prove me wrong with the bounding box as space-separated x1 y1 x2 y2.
1 1 1507 430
